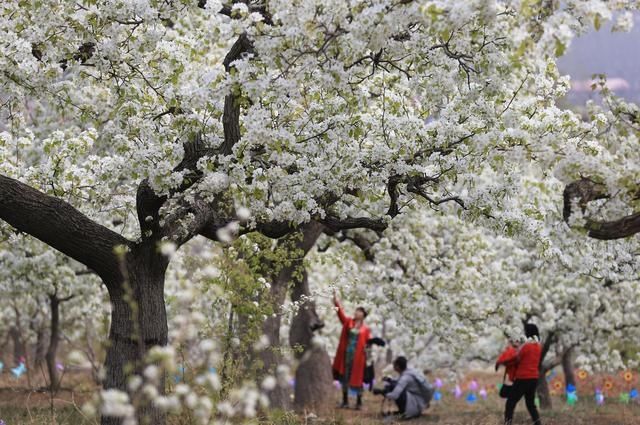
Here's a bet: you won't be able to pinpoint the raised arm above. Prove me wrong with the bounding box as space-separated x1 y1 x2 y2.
333 291 349 325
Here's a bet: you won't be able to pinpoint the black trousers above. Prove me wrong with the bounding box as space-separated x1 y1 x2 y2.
395 390 407 413
504 379 541 425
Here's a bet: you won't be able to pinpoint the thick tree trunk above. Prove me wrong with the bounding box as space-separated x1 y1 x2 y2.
102 243 169 425
561 347 576 389
260 223 325 410
45 295 62 393
33 322 48 370
290 268 333 412
536 331 556 410
537 373 552 410
260 271 292 410
9 326 26 366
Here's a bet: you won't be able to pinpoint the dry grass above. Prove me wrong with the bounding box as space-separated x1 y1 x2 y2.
2 371 640 425
322 392 640 425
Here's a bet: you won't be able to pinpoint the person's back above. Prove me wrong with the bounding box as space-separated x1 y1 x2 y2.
383 358 429 419
400 368 422 394
514 341 541 380
388 367 428 418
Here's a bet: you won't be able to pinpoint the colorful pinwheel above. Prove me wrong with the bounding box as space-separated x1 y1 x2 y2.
620 392 631 404
594 388 605 406
454 385 462 399
11 362 26 378
465 393 477 404
479 387 487 400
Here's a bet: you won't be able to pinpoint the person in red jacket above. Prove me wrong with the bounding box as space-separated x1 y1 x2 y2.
496 323 543 425
332 291 371 409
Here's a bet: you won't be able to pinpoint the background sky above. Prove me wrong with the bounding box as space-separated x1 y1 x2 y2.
558 13 640 104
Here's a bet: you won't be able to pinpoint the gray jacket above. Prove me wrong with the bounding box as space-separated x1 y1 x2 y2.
386 368 429 418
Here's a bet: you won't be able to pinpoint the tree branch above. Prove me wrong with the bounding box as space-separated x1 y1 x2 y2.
319 215 388 232
0 174 128 284
221 33 254 156
563 177 640 240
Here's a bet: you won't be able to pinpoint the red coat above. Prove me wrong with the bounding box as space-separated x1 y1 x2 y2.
496 346 518 381
332 302 371 388
498 342 541 380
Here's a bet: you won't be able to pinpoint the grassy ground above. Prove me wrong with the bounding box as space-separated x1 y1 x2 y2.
2 371 640 424
322 392 640 424
2 391 640 425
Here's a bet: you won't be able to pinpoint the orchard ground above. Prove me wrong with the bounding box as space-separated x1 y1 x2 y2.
2 371 640 425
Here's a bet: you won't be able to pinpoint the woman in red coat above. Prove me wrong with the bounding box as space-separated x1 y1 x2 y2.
496 324 543 425
332 291 371 409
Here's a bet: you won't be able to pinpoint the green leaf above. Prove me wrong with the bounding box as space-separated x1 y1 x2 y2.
554 39 566 57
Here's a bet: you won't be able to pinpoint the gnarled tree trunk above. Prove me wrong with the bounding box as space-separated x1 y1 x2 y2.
259 223 325 410
102 243 169 425
259 271 292 410
290 267 334 412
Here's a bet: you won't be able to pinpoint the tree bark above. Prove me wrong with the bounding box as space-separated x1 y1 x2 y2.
33 320 48 370
102 243 169 425
536 332 556 410
563 178 640 240
289 267 334 412
259 223 325 410
537 373 552 410
45 294 73 393
9 325 26 366
0 174 128 284
260 267 293 410
45 295 61 392
561 347 576 389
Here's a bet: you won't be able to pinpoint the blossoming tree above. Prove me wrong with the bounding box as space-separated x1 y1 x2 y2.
0 0 635 423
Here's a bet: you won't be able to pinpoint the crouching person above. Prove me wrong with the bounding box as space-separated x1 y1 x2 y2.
374 356 433 419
